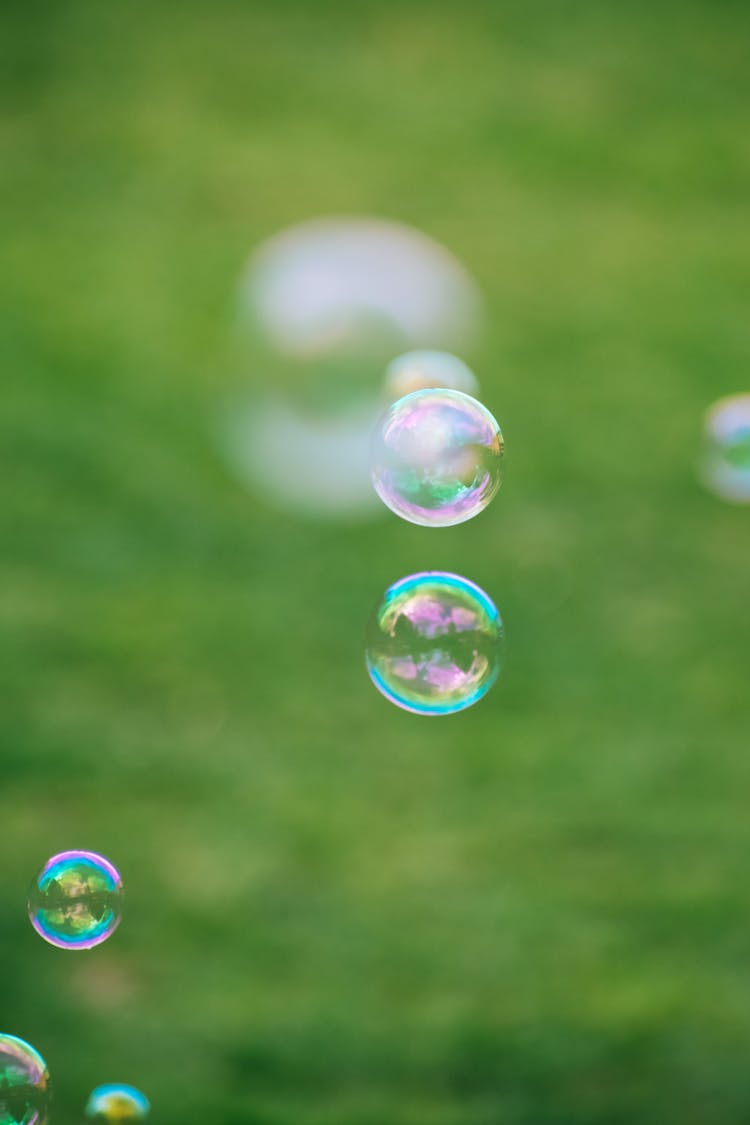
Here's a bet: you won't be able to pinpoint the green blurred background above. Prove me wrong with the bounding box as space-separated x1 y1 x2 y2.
2 1 750 1122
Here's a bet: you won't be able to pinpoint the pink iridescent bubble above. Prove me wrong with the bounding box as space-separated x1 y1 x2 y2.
370 389 503 527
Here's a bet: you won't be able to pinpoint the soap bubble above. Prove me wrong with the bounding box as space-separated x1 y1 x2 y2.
384 351 479 401
700 393 750 502
370 388 503 526
221 394 383 518
28 851 123 951
240 217 482 359
86 1085 150 1122
366 572 503 715
0 1034 51 1125
221 217 483 520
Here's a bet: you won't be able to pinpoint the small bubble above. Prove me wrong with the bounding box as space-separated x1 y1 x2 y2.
28 851 123 951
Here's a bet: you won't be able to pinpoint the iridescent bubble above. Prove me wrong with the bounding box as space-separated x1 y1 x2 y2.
28 851 123 951
85 1085 150 1123
0 1034 51 1125
366 572 503 715
370 389 504 526
700 393 750 503
220 217 484 520
384 351 479 401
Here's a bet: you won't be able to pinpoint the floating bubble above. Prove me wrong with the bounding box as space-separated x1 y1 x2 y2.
28 851 123 951
366 572 503 715
700 393 750 503
221 217 483 520
240 217 482 360
221 394 383 519
86 1085 150 1123
370 389 503 526
384 351 479 401
0 1034 51 1125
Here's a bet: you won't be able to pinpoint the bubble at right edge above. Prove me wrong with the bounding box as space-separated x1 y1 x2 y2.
86 1085 150 1123
700 393 750 502
0 1034 51 1125
366 572 503 715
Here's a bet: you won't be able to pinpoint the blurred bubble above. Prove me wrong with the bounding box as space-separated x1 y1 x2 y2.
86 1085 150 1123
701 394 750 503
366 572 503 715
0 1035 51 1125
221 393 383 518
384 350 479 400
370 388 503 526
221 217 483 520
239 217 482 360
28 851 123 951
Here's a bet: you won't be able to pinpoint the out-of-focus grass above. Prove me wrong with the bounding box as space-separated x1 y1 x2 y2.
1 1 750 1122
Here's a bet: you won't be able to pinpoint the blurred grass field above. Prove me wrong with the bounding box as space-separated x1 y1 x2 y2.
2 1 750 1122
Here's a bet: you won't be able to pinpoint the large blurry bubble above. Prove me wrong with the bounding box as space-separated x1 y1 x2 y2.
0 1035 51 1125
700 394 750 503
241 218 481 359
220 218 483 519
370 388 503 527
366 572 503 715
28 851 124 951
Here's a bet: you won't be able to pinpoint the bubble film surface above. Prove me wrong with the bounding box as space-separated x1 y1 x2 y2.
86 1085 150 1123
0 1035 51 1125
28 851 123 950
370 389 503 526
701 393 750 502
384 351 479 401
366 572 503 715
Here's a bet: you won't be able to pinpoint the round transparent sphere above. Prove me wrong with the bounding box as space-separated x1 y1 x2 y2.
86 1085 150 1123
370 389 503 526
366 572 503 715
28 851 123 951
384 350 479 400
0 1034 51 1125
701 393 750 503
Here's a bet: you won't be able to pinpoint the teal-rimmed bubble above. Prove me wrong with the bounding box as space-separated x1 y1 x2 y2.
28 851 123 951
86 1084 150 1122
366 572 503 715
0 1034 51 1125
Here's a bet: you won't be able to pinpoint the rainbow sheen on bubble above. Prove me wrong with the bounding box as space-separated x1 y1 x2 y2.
384 351 479 401
86 1085 150 1123
28 851 123 951
370 389 503 526
366 572 503 715
0 1035 51 1125
701 393 750 503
